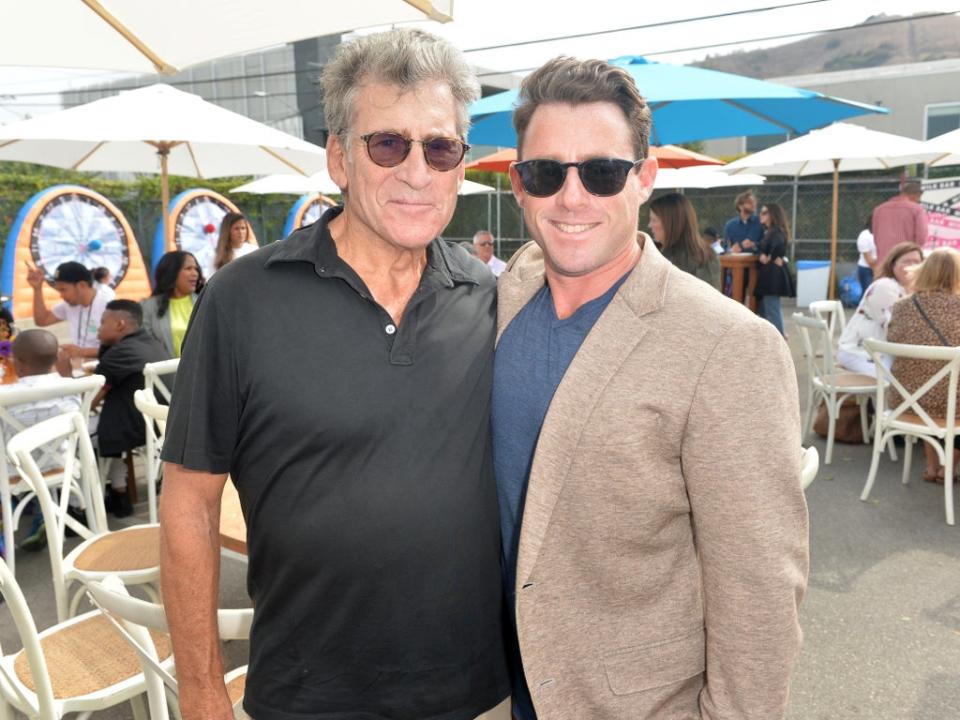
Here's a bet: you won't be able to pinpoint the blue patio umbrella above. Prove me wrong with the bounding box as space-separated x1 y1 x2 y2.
468 56 888 147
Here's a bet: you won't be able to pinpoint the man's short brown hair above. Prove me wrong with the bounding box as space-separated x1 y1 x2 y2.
512 57 651 160
735 190 756 212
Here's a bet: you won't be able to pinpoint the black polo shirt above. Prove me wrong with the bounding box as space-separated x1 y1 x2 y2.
162 207 509 720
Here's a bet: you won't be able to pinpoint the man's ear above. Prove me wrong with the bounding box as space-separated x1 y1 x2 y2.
326 133 349 194
508 162 525 207
636 156 658 205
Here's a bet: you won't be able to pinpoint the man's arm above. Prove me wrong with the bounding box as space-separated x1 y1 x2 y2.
25 262 58 326
61 343 99 360
160 463 233 720
682 318 808 719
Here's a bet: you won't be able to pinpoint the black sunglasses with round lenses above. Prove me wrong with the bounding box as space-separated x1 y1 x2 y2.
514 158 644 198
359 131 469 172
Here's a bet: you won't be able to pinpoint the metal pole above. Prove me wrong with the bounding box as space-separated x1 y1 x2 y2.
486 192 492 244
829 160 840 300
790 174 799 262
496 174 502 257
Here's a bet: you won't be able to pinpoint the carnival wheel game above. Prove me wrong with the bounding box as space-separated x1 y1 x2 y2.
2 185 150 319
154 189 257 277
283 194 336 237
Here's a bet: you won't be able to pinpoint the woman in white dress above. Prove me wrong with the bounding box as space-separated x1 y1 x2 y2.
837 241 923 376
213 212 257 272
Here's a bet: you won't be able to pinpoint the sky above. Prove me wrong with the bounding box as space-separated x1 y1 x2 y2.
0 0 957 121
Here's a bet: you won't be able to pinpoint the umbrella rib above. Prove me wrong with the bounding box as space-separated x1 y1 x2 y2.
260 147 308 176
80 0 178 74
70 141 106 170
185 143 203 178
402 0 453 22
723 99 795 134
0 140 17 149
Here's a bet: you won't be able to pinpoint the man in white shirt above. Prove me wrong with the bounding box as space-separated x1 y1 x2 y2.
473 230 507 276
26 261 110 360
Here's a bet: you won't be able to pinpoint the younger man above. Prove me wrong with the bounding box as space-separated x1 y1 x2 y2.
27 261 110 360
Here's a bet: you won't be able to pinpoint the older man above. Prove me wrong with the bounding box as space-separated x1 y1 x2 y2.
493 57 808 719
160 29 508 720
872 177 929 263
474 230 507 276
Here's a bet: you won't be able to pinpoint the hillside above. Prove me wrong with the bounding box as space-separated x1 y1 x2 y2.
695 11 960 78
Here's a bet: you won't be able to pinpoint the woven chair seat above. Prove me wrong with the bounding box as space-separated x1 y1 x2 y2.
818 373 876 389
73 526 160 572
14 613 171 699
892 411 960 430
226 672 247 705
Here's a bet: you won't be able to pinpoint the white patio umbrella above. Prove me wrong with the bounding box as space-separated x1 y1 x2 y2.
0 84 327 245
232 170 340 196
654 167 765 189
0 0 453 74
924 127 960 168
723 123 938 297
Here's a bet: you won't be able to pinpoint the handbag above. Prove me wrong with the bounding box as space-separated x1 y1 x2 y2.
813 396 864 443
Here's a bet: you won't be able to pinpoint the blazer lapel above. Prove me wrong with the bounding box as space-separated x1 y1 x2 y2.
513 237 672 590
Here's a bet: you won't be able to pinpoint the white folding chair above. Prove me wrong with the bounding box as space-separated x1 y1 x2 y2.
142 359 179 404
133 390 168 524
861 339 960 525
793 313 879 464
0 374 105 577
809 299 847 351
6 412 161 622
87 575 252 720
0 557 158 720
801 446 820 491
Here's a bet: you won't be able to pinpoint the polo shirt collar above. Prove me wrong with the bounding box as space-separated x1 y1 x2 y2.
265 205 478 287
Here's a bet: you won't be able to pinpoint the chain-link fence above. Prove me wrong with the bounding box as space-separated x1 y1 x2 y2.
443 177 903 264
0 176 903 270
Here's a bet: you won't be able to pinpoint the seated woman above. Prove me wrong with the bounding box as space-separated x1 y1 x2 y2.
141 251 203 359
648 193 720 289
887 247 960 484
837 242 923 377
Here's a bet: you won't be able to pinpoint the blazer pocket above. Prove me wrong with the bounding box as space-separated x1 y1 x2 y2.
603 628 705 696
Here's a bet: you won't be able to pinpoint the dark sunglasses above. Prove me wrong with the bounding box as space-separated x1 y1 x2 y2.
359 131 469 172
514 158 644 197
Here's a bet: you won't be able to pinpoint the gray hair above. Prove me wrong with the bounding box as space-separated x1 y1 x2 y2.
473 229 494 243
322 28 480 140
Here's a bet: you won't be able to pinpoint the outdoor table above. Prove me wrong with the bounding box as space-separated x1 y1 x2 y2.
720 253 759 313
220 480 247 555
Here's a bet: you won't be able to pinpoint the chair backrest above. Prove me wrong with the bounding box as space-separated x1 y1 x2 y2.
0 556 58 719
143 359 179 403
0 374 105 483
6 412 107 621
792 313 835 383
865 338 960 435
86 575 254 715
134 389 168 432
809 299 847 342
801 446 820 490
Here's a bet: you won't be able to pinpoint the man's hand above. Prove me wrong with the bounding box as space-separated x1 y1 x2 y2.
61 343 84 359
731 242 742 253
25 262 45 290
741 239 756 251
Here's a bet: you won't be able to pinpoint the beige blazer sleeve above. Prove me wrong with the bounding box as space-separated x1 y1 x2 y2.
682 317 808 718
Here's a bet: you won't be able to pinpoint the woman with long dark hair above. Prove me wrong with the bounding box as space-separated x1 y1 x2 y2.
213 212 256 272
648 193 719 288
141 251 203 359
755 202 793 336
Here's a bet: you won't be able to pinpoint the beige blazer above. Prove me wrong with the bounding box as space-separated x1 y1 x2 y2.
497 237 808 720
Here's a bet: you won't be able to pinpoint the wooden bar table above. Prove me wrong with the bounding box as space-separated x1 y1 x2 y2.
719 253 760 313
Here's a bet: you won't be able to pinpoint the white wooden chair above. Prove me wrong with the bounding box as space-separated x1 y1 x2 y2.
793 313 879 464
0 374 105 577
809 299 847 359
87 575 252 720
142 358 179 404
801 446 820 491
861 339 960 525
133 390 168 524
6 412 161 622
0 557 161 720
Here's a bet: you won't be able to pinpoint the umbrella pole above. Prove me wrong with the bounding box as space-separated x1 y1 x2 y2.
829 159 839 300
158 146 172 252
496 175 502 257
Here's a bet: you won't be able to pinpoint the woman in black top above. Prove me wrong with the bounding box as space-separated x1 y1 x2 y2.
756 202 793 336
